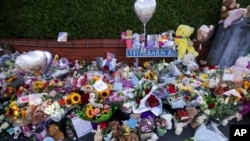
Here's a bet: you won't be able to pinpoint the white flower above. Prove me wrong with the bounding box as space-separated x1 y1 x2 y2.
204 109 211 115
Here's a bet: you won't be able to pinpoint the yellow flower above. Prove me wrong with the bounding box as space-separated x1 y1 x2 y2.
92 75 100 81
99 89 110 99
70 92 81 105
101 109 110 115
199 73 208 81
202 81 209 88
65 95 72 105
85 105 94 119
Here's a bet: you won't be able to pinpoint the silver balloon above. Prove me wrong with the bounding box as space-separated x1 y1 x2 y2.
134 0 156 25
15 50 50 74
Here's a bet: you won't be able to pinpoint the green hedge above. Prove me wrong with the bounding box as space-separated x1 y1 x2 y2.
0 0 249 39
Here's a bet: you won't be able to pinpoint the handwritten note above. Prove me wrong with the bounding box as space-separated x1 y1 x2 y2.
93 80 108 92
71 117 93 138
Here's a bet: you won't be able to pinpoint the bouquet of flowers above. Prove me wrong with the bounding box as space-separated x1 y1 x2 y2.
155 117 168 136
138 118 155 133
155 117 168 129
200 94 239 122
108 91 129 107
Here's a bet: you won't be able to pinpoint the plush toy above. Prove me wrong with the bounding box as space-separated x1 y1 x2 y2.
190 114 207 129
48 124 65 141
244 5 250 18
182 53 199 74
159 30 176 49
92 125 103 141
220 0 240 20
175 24 199 60
221 112 242 126
132 33 141 49
224 8 247 28
13 126 22 139
185 107 200 123
126 132 139 141
196 25 215 49
229 56 250 82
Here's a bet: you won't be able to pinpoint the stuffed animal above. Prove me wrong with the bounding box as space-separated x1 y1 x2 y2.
185 107 200 123
126 132 139 141
175 24 199 60
159 30 176 49
229 56 250 82
182 53 199 73
196 25 215 49
190 114 207 129
245 5 250 18
13 126 22 139
224 8 247 28
48 124 65 141
92 125 103 141
220 0 240 20
221 112 242 126
132 33 141 49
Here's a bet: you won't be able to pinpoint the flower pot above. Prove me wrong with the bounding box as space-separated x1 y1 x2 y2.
156 127 167 137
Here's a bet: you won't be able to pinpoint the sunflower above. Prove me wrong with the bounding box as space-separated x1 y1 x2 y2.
101 109 110 115
99 89 110 99
85 105 94 119
70 92 81 105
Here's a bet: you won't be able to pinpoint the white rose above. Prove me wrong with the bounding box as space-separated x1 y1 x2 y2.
204 109 211 115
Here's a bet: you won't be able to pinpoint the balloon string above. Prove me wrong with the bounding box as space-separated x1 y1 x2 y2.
143 23 146 36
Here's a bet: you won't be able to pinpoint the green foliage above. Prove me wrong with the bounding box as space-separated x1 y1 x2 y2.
0 0 249 39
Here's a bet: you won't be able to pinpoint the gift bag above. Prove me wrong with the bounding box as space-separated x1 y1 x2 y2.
207 18 250 67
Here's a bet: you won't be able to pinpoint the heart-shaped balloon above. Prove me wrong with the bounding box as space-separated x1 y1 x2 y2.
15 50 49 74
134 0 156 25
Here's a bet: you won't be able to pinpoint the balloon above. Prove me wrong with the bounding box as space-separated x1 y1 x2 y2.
134 0 156 25
15 50 52 74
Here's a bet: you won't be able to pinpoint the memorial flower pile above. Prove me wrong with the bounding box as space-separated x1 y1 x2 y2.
1 49 250 140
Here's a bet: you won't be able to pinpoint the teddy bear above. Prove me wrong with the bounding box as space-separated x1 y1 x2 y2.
220 0 240 20
190 114 207 129
182 53 199 74
221 112 242 126
229 56 250 83
245 5 250 18
223 8 247 28
174 24 199 61
48 124 65 141
196 24 215 49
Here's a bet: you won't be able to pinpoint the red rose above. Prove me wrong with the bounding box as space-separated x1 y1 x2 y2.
147 95 159 107
99 122 107 130
145 88 151 95
59 98 65 106
136 98 141 104
81 93 90 104
167 84 177 94
208 103 215 109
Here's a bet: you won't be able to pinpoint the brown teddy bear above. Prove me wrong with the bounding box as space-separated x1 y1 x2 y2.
48 124 65 141
245 5 250 19
220 0 240 20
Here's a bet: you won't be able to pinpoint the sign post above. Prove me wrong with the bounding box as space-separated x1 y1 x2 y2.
126 49 177 67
